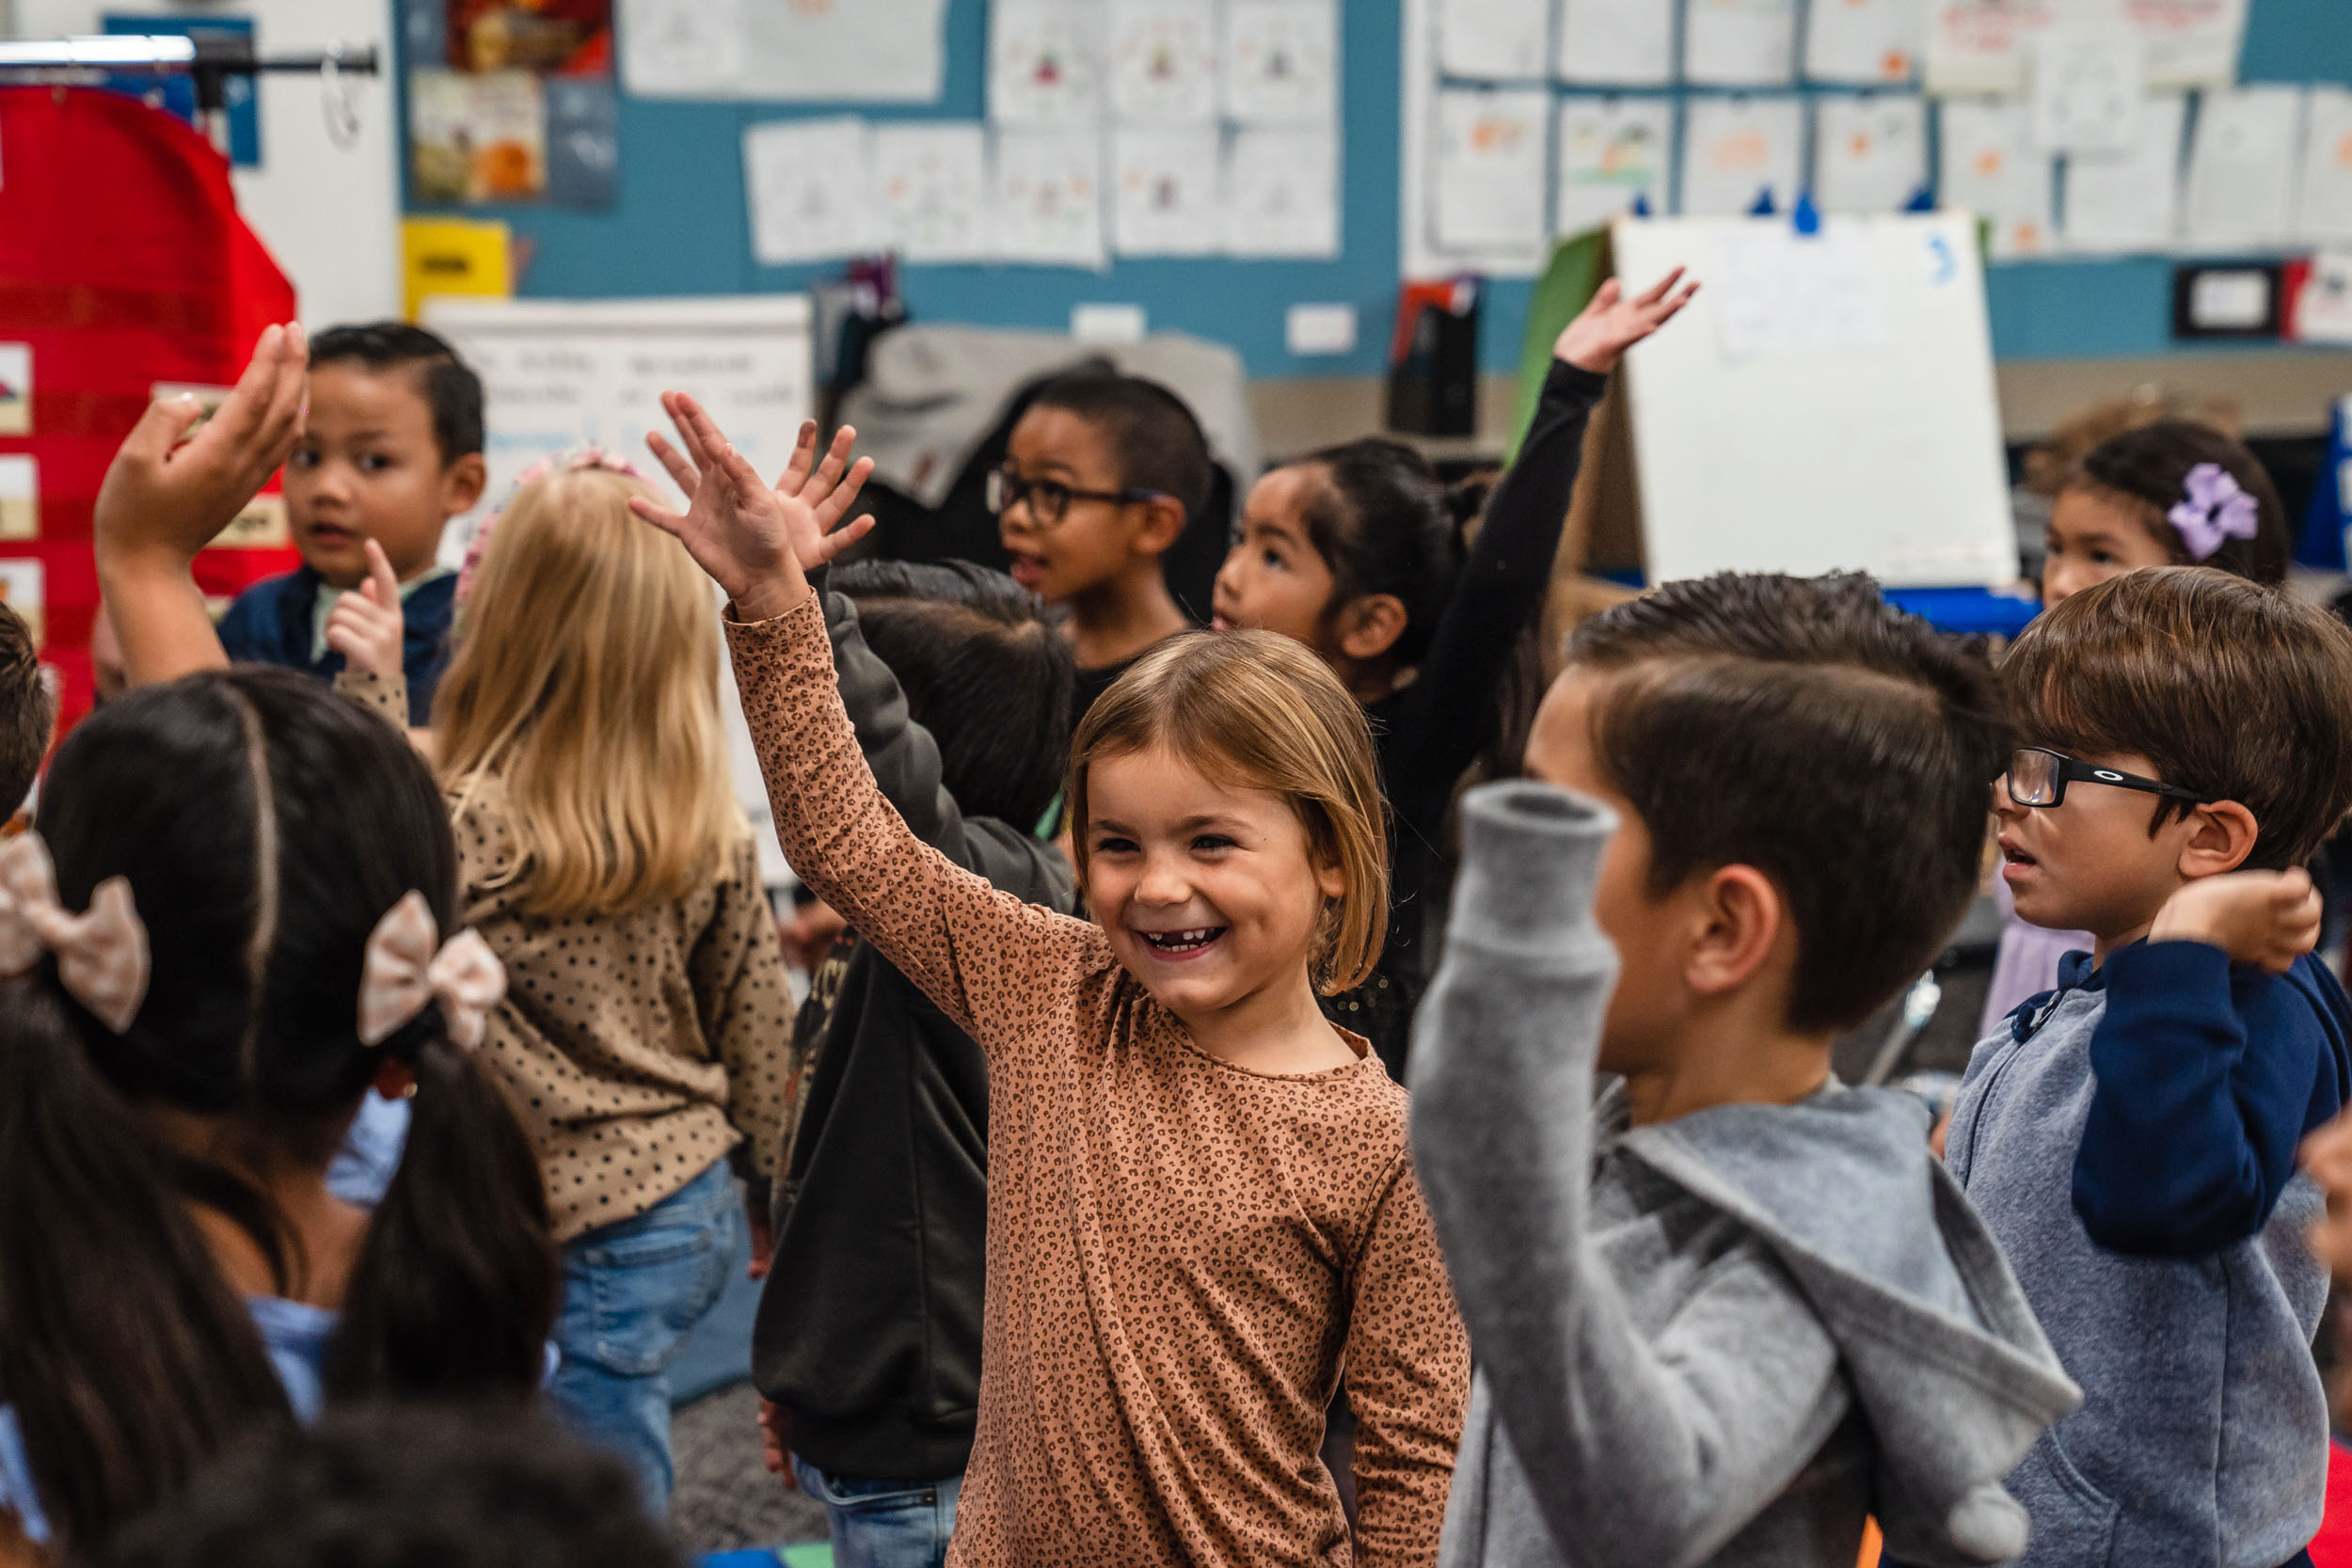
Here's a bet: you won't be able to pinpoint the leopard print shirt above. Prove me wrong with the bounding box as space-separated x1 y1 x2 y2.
727 594 1469 1568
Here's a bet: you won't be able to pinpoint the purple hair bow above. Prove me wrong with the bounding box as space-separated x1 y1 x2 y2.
2167 463 2259 562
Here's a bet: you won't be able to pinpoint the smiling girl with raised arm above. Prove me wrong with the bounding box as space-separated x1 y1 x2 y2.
634 392 1469 1568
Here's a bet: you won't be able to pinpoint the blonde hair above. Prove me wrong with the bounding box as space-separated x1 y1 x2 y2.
1067 630 1388 995
433 466 736 918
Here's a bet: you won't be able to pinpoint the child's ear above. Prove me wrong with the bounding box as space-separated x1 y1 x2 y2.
1132 495 1188 557
441 452 488 517
1333 594 1408 664
1684 863 1786 1002
2178 799 2261 879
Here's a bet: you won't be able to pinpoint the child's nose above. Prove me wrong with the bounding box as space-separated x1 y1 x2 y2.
1135 853 1191 906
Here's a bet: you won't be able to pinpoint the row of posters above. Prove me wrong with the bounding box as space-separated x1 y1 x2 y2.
405 0 618 207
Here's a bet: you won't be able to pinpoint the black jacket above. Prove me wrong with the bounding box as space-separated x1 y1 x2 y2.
750 589 1074 1482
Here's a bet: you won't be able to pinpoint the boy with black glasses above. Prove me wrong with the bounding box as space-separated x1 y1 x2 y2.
990 370 1213 726
1951 566 2352 1568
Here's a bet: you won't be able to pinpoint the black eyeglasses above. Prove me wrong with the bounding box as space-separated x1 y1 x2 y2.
2004 747 2215 810
986 467 1168 529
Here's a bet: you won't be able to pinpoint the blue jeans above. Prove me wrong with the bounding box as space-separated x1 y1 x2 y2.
548 1159 742 1513
793 1456 961 1568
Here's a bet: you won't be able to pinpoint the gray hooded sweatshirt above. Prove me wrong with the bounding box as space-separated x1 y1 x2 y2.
1409 783 2081 1568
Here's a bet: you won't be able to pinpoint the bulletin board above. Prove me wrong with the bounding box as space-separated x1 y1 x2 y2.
1613 210 2019 587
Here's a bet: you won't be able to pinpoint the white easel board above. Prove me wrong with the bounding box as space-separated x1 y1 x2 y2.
1611 213 2018 588
419 293 815 560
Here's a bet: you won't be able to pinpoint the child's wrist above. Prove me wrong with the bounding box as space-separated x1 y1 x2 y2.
732 574 810 624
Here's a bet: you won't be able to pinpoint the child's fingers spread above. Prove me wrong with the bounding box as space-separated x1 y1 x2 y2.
120 394 209 463
628 494 690 536
809 425 857 496
814 456 876 528
777 420 820 493
813 513 877 563
1586 277 1623 313
1634 266 1684 306
646 430 699 495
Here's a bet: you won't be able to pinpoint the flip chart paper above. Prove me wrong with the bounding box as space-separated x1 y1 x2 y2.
1683 0 1798 87
1814 94 1930 213
1680 95 1805 217
1938 96 2056 256
1554 0 1673 86
1713 223 1891 362
2182 87 2303 248
1431 88 1551 251
1555 97 1671 236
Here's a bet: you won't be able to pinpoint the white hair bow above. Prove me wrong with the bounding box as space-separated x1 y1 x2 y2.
0 832 151 1034
358 891 507 1051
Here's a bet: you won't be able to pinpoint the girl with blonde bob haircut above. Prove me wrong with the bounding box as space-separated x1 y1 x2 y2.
635 391 1469 1568
333 453 797 1513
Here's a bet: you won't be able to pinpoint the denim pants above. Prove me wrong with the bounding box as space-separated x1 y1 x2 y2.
548 1159 742 1513
793 1456 961 1568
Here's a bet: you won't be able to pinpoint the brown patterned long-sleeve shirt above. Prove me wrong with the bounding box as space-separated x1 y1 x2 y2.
726 594 1469 1568
338 666 797 1243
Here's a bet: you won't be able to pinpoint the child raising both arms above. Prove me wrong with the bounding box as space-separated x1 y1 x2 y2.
638 394 1470 1565
1948 567 2352 1568
1209 270 1695 1072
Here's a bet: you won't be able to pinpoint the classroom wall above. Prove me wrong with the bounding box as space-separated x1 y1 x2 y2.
402 0 2352 383
16 0 402 325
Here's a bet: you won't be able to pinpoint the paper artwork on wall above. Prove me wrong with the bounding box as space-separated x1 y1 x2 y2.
2129 0 2248 90
1803 0 1927 85
993 128 1109 266
1813 94 1930 214
410 69 548 205
1430 88 1551 252
2028 33 2145 155
1111 126 1225 255
1925 0 2059 96
990 0 1105 126
1554 97 1670 237
618 0 746 96
1221 0 1338 125
1438 0 1550 82
873 124 992 262
2060 92 2185 253
743 117 874 265
1108 0 1218 123
1678 95 1804 217
0 345 26 437
1226 125 1342 256
1935 96 2054 257
0 559 41 649
1682 0 1798 88
620 0 949 103
0 455 33 542
1553 0 1673 86
408 0 615 208
2298 87 2352 245
2181 86 2304 248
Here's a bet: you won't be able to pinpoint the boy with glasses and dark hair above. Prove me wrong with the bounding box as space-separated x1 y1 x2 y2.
1951 565 2352 1568
992 370 1214 725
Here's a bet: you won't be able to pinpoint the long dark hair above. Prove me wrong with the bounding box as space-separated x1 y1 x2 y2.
2067 418 2290 587
1286 439 1476 674
0 668 556 1545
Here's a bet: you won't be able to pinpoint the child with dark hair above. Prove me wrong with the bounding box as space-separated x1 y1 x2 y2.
1981 418 2296 1031
1410 572 2077 1567
0 601 53 822
92 1402 683 1568
991 369 1214 724
1952 567 2352 1568
215 322 488 724
1212 271 1696 1072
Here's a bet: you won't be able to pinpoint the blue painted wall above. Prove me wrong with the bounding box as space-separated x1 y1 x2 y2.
404 0 2352 376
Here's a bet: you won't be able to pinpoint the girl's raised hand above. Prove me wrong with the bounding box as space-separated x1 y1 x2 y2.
324 539 405 679
1555 267 1700 375
632 391 812 621
646 413 877 576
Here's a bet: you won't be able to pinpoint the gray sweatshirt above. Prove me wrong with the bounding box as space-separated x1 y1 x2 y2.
1409 782 2080 1568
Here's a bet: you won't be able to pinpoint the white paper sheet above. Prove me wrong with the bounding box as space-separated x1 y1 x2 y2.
1108 0 1218 122
1554 0 1673 85
1680 96 1805 217
1713 223 1891 362
1438 0 1549 81
990 0 1104 126
1555 97 1671 236
0 559 42 647
0 454 33 543
2061 92 2185 253
2182 87 2303 248
1937 96 2056 255
1814 95 1930 213
1684 0 1798 87
1431 88 1551 251
743 118 873 265
1804 0 1928 84
2029 33 2144 154
620 0 948 103
873 123 992 263
1225 125 1341 255
1222 0 1339 124
1926 0 2060 95
1110 126 1224 254
2298 87 2352 245
993 128 1108 266
2129 0 2249 90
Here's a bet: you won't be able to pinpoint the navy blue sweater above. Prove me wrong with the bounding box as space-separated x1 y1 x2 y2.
215 564 454 726
2052 942 2352 1257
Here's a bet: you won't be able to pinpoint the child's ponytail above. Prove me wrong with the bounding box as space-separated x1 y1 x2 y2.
326 1022 558 1400
0 978 291 1545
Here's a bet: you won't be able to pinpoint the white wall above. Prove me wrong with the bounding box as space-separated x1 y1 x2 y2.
14 0 400 326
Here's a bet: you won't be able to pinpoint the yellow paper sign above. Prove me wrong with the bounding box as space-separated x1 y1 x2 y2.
0 455 35 541
402 217 514 322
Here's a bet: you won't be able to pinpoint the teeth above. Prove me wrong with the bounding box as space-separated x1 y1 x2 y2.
1143 927 1220 951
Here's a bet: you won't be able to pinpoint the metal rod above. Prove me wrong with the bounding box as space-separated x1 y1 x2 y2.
0 36 377 76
